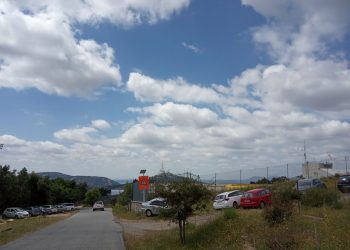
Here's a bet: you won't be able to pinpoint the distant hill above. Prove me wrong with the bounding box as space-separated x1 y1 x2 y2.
37 172 121 188
150 172 186 183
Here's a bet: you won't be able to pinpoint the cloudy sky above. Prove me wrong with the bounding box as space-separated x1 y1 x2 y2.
1 0 350 179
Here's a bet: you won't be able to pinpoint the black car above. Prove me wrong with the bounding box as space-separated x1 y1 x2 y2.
337 175 350 193
24 206 42 216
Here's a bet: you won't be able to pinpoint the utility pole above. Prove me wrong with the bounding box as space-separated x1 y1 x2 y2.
346 156 348 174
214 173 216 192
267 167 269 181
239 169 242 189
287 164 289 179
304 140 309 178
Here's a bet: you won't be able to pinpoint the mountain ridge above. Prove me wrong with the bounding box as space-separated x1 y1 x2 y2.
37 172 121 188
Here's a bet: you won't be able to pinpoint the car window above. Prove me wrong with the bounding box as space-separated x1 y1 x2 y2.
243 193 253 198
313 179 318 185
215 194 226 200
299 180 311 187
228 192 236 197
150 200 160 206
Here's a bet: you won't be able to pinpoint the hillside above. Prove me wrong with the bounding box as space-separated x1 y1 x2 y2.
38 172 121 188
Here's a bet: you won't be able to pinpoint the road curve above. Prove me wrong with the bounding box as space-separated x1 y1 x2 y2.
0 208 125 250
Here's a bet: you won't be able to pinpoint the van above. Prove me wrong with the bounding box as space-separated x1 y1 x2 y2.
295 178 326 192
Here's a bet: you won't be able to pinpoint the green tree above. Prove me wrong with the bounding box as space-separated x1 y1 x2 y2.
0 165 17 211
117 182 133 206
157 178 211 244
85 188 101 205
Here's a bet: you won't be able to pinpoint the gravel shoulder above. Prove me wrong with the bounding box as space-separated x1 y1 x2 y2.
117 214 218 237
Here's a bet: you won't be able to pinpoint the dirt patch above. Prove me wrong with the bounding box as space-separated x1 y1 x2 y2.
117 214 218 237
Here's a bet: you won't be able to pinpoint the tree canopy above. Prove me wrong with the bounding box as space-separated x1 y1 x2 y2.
157 178 212 244
0 165 87 212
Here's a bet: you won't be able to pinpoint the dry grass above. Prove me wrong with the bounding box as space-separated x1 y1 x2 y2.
124 198 350 250
0 214 72 246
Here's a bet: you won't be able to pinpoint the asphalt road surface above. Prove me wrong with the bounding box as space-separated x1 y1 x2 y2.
0 208 125 250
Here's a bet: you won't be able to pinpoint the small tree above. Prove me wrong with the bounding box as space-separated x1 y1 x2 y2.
157 178 211 244
85 188 101 205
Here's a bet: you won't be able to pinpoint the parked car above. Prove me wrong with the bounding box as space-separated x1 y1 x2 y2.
24 206 42 216
62 203 75 211
213 190 243 209
42 205 57 214
295 178 326 192
2 207 30 219
93 201 105 211
240 188 271 209
55 205 66 213
337 175 350 193
141 198 168 217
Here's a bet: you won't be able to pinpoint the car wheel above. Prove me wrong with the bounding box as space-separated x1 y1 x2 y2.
232 202 239 209
259 201 265 209
15 215 19 219
145 210 153 217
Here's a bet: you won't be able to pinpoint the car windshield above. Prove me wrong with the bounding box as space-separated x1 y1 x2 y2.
214 195 226 200
243 193 253 198
298 181 311 187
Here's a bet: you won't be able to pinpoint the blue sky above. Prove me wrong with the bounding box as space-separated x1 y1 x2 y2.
1 0 350 179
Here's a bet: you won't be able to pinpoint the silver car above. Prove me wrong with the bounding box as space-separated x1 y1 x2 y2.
2 207 30 219
141 198 168 217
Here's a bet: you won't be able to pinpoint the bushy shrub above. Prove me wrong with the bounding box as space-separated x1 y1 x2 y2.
301 188 340 207
223 209 238 220
263 182 297 225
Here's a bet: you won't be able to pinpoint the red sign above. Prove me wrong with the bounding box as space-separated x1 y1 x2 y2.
138 176 149 190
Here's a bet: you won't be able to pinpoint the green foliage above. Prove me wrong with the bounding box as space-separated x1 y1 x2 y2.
301 188 340 207
157 178 212 244
223 209 238 220
112 203 143 220
117 182 133 206
84 188 101 205
0 165 87 212
263 182 297 225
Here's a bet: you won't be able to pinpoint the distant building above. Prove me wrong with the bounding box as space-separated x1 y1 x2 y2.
302 162 345 178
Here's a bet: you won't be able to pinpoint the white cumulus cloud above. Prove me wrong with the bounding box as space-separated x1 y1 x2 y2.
127 72 221 103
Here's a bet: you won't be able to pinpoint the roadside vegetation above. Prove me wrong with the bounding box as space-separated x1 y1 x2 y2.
0 165 87 212
123 177 350 250
0 213 74 246
113 204 144 220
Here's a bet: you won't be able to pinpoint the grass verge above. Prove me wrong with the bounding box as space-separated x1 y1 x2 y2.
0 214 72 246
113 204 144 220
125 200 350 250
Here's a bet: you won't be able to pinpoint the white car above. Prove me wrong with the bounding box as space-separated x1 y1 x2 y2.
213 190 243 209
93 201 104 211
2 207 30 219
141 198 167 217
62 203 75 211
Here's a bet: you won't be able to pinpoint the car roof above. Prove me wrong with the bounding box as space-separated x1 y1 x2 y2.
246 188 266 193
216 190 240 196
148 198 165 202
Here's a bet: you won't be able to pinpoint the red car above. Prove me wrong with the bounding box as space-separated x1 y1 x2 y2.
240 188 271 209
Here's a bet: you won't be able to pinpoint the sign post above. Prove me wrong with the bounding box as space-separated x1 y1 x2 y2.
138 169 149 202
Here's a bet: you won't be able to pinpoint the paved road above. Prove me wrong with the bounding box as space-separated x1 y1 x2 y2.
0 208 125 250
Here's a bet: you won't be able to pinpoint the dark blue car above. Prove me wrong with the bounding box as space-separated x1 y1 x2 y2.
337 175 350 193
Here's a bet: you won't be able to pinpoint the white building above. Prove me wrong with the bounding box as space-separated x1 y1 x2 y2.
302 162 345 178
